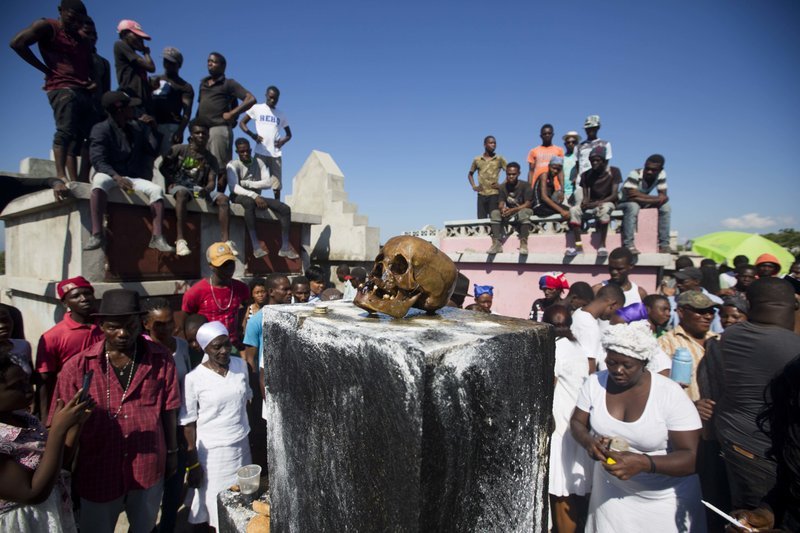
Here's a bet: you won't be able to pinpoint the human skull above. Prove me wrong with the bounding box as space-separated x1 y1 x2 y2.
354 235 458 318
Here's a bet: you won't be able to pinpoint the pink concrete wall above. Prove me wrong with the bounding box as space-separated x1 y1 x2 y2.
440 209 659 255
444 210 664 319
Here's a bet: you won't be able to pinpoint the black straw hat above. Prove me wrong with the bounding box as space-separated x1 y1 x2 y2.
93 289 146 317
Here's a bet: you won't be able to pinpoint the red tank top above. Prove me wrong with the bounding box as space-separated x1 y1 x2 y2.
37 18 91 91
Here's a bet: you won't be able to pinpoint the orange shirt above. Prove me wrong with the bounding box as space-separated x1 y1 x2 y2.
527 145 564 186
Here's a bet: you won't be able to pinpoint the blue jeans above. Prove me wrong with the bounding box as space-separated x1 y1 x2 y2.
620 201 671 248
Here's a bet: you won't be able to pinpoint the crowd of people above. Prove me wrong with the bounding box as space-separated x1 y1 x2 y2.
4 1 800 532
0 240 369 531
468 116 671 257
10 0 298 260
500 249 798 532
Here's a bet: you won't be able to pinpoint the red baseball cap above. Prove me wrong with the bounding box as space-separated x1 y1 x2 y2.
117 19 151 40
57 276 93 300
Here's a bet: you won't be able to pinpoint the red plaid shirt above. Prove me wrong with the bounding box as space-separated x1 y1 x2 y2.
49 338 180 502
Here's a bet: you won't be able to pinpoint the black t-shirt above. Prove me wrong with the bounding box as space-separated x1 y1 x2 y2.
113 40 152 112
151 74 194 125
499 179 533 208
580 165 621 202
196 76 248 127
715 321 800 457
160 144 220 189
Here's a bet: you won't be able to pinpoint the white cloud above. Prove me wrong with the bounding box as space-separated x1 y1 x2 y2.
720 212 778 230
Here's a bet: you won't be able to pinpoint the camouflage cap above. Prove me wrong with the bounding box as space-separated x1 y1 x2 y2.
676 290 719 309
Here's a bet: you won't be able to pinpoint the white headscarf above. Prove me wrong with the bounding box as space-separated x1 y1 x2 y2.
196 321 229 351
601 321 657 361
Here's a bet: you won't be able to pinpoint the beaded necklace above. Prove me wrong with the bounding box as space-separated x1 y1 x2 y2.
106 344 137 419
208 277 234 311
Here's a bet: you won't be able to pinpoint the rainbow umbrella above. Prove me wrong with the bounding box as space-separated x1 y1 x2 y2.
691 231 794 275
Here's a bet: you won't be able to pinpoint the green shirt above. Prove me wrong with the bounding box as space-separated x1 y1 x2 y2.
470 154 507 196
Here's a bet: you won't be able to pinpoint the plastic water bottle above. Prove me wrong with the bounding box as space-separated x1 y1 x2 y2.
671 347 693 385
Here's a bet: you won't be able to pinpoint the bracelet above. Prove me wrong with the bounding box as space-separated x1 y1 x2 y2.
644 454 656 473
167 448 179 454
186 462 201 472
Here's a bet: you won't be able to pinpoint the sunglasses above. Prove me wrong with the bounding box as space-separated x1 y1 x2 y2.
684 307 716 316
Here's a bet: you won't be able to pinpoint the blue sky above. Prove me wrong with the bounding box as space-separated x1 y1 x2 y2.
2 0 799 247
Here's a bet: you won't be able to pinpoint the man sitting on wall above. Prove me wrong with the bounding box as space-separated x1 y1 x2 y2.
619 154 671 254
488 162 533 255
84 91 174 253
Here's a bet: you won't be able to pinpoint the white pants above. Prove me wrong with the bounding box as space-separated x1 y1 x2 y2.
91 172 164 204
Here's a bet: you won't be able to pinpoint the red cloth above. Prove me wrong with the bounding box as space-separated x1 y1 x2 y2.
181 278 249 343
35 313 104 374
38 19 92 91
48 338 180 502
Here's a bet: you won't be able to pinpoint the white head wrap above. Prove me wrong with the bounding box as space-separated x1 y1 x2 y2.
601 321 657 361
196 321 229 351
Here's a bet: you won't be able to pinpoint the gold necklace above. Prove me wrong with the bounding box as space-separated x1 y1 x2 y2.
106 344 137 419
208 277 234 311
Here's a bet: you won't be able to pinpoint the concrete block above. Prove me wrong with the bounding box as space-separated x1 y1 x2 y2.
264 302 554 532
286 151 380 262
19 157 56 177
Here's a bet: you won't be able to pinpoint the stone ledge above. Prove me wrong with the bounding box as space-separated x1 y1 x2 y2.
0 182 322 225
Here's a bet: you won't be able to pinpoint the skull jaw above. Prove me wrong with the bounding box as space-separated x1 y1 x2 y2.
353 281 422 318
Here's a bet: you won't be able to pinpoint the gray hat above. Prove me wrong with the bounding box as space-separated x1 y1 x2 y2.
549 156 564 166
674 267 703 282
162 47 183 66
722 295 749 315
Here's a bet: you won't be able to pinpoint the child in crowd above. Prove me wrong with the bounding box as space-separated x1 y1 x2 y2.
242 279 267 332
562 282 594 313
0 354 94 532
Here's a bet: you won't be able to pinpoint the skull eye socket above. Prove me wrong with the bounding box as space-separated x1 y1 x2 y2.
372 254 384 278
390 255 409 275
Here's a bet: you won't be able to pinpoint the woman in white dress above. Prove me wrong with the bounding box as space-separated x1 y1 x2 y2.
181 321 252 531
570 322 706 533
542 305 592 533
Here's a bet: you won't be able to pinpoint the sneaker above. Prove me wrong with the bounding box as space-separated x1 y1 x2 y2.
278 247 299 260
176 239 191 257
565 247 581 257
627 246 641 255
253 247 268 259
149 235 176 253
487 241 503 255
597 247 609 257
83 233 104 251
225 240 239 256
519 240 528 255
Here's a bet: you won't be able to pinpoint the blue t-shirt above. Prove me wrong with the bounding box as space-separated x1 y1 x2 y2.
243 308 264 369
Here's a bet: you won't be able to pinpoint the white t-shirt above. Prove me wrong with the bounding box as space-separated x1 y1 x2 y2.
576 371 701 471
571 309 604 367
577 371 705 532
553 337 590 433
246 103 289 157
180 356 252 448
